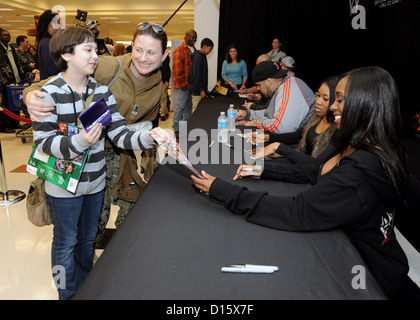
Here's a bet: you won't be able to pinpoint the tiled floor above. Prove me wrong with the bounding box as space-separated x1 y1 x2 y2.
0 113 419 300
0 114 175 300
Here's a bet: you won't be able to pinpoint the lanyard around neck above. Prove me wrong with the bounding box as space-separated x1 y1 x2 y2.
68 85 92 125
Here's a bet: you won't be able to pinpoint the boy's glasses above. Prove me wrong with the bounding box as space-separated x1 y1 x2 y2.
137 22 165 34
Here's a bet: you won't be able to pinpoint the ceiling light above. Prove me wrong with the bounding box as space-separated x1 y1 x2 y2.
6 20 27 22
113 21 130 24
99 17 120 20
0 8 14 11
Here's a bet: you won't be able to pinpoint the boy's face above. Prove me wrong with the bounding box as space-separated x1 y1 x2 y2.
63 41 98 76
202 45 213 56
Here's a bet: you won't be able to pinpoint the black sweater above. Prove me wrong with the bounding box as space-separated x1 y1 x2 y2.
209 149 409 298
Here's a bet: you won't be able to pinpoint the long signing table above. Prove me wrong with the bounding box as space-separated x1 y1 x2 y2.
75 95 385 300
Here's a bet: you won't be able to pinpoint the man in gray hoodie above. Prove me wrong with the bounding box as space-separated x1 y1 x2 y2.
237 61 315 134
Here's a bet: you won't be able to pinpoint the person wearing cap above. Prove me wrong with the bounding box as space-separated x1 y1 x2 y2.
279 56 295 74
244 55 296 111
242 54 271 110
241 53 270 96
236 61 315 134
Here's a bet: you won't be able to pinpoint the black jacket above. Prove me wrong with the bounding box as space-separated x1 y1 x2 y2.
209 149 409 298
0 44 24 85
188 50 208 96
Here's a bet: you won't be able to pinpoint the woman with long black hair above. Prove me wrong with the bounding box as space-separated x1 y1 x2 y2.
36 10 61 80
192 66 418 299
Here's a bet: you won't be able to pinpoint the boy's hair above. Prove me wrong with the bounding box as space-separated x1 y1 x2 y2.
49 26 96 71
201 38 214 48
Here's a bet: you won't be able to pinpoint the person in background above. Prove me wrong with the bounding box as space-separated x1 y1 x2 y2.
172 29 197 139
160 55 171 121
279 56 295 74
15 35 39 80
267 36 286 63
221 44 247 93
28 45 39 69
188 37 214 113
192 66 420 300
0 29 26 132
36 10 61 80
103 37 114 56
241 53 271 109
113 43 126 56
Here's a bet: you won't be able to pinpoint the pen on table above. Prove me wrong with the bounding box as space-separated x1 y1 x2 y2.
241 167 261 173
221 267 275 274
209 140 215 148
225 142 234 149
227 264 278 271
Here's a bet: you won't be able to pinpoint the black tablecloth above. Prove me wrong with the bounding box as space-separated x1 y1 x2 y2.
75 95 385 300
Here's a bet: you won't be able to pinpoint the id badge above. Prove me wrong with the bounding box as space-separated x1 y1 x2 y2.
132 105 140 115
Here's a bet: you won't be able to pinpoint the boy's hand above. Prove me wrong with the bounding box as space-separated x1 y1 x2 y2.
82 123 102 145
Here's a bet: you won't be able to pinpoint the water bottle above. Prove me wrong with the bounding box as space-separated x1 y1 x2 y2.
227 104 236 131
217 112 228 143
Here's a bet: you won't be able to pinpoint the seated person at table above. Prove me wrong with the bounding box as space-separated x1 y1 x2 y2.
192 66 419 299
241 54 271 109
249 75 340 164
241 54 270 93
279 56 295 74
221 44 247 92
243 55 295 109
236 61 315 134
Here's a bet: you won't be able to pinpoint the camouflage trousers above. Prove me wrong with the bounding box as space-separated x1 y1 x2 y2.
95 146 158 244
95 148 134 243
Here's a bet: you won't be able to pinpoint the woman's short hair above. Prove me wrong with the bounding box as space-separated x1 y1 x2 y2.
49 26 96 71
